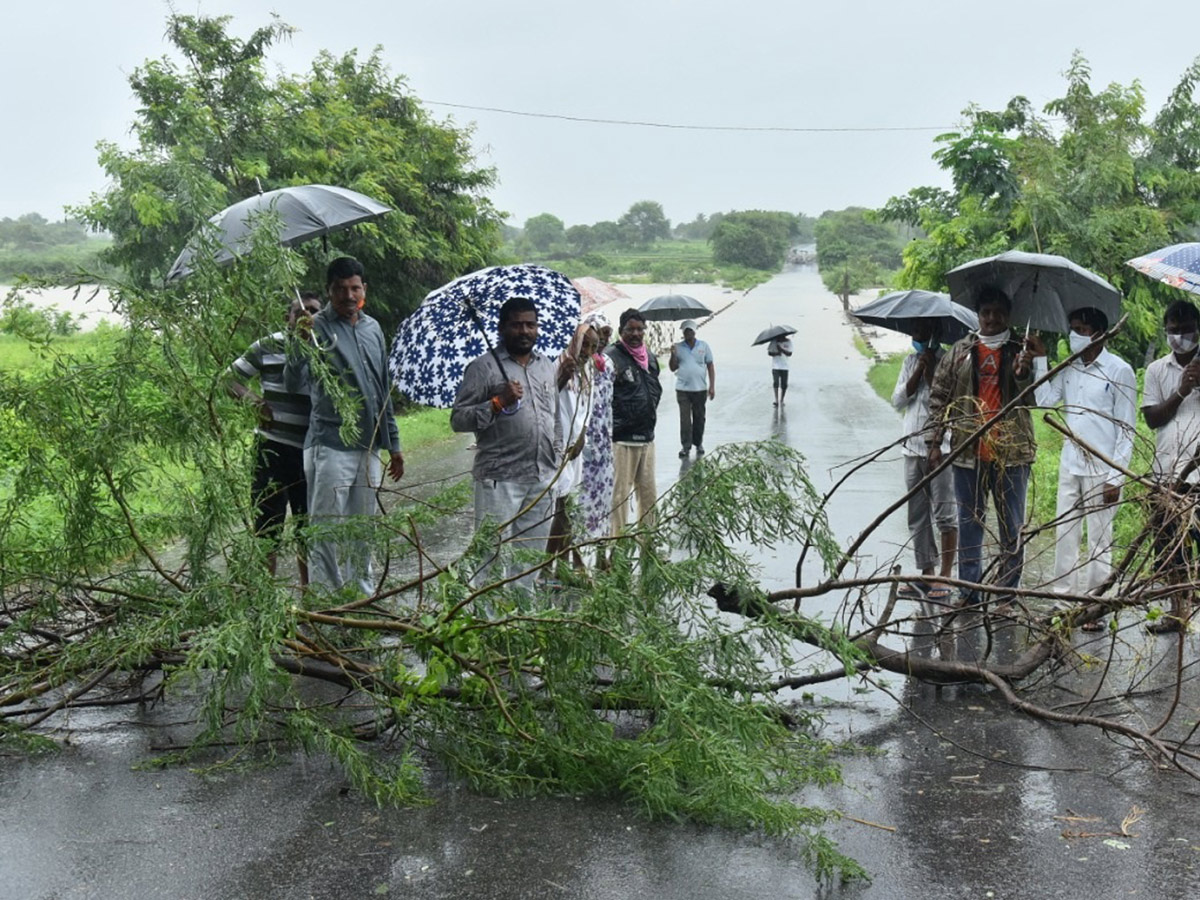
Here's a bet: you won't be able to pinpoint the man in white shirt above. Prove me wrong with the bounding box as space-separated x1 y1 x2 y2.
668 319 715 459
767 336 793 407
1141 299 1200 632
1025 307 1137 601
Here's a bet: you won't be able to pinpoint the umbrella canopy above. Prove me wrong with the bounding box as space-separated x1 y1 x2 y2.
851 290 979 343
1126 242 1200 296
751 324 798 346
637 293 712 321
945 250 1122 334
571 276 629 314
389 264 581 408
167 184 392 281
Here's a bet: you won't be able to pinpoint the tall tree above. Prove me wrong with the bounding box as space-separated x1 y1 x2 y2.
881 52 1200 358
75 14 502 335
618 200 670 247
523 213 566 253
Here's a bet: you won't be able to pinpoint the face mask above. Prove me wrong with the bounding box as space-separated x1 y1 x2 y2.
1168 332 1198 354
979 329 1010 349
1068 331 1094 354
912 340 928 353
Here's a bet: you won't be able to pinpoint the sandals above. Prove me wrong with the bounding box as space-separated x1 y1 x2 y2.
897 582 928 599
925 585 953 603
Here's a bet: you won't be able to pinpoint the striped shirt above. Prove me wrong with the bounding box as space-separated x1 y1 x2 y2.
230 331 311 449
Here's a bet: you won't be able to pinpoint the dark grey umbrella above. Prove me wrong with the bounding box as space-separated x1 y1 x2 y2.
945 250 1121 334
851 290 978 343
167 184 392 281
751 324 798 346
637 293 712 321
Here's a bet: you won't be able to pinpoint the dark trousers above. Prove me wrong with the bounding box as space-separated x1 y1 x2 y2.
252 440 308 542
954 461 1029 599
677 390 707 449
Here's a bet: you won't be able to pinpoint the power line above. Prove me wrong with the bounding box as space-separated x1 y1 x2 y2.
425 100 951 134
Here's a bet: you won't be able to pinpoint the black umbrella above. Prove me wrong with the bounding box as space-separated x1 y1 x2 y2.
167 184 392 281
637 293 712 321
851 290 978 343
751 324 797 346
945 251 1121 334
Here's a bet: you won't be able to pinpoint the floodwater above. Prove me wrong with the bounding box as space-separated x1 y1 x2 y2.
4 266 1200 899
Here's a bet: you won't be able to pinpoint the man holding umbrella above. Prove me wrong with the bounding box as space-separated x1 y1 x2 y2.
451 296 574 587
285 257 404 596
668 319 715 459
927 285 1036 606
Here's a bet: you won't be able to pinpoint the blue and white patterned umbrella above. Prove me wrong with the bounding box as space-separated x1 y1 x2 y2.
1127 242 1200 296
389 264 581 408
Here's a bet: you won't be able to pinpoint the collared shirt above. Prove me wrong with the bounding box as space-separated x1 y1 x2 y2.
284 308 400 454
890 350 949 457
230 331 311 449
450 346 561 483
1033 348 1137 482
1143 351 1200 482
672 338 713 392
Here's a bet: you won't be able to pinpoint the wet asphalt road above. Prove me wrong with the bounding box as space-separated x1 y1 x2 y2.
5 266 1200 899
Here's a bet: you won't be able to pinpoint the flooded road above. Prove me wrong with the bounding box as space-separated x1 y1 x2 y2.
5 266 1200 899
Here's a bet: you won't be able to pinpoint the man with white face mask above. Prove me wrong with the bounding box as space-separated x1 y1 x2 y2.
1141 299 1200 632
1025 308 1137 607
927 285 1036 606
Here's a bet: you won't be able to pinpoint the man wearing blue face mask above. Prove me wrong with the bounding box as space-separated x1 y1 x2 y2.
1141 299 1200 633
891 321 957 603
1024 308 1137 614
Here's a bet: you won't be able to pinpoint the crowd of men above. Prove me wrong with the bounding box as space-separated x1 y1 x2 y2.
898 289 1200 633
232 260 1198 629
230 258 725 595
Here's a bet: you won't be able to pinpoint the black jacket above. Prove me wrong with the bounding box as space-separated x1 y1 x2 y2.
607 342 662 443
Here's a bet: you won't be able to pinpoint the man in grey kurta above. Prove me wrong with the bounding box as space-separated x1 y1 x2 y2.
285 257 404 596
450 296 568 586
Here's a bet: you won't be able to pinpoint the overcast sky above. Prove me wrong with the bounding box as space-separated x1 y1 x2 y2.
4 1 1198 229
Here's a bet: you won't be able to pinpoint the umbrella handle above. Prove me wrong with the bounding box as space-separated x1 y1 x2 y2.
462 297 512 383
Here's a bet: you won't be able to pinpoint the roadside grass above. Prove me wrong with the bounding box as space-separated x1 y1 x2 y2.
1 330 460 566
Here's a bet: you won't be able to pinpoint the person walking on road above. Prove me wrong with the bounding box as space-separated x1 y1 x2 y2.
927 285 1035 606
668 318 714 459
1026 308 1137 606
1141 299 1200 633
284 257 404 597
767 335 793 406
608 309 662 533
891 321 956 604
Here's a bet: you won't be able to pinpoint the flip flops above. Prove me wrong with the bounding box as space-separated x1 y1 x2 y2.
925 585 953 603
897 582 928 599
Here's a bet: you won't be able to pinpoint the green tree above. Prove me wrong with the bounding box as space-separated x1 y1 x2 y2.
882 52 1200 359
618 200 670 247
74 14 502 336
523 213 566 253
565 223 595 253
590 220 622 247
710 211 797 270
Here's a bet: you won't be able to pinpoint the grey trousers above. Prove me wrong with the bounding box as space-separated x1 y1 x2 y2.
305 445 382 596
904 455 956 572
677 390 707 450
473 476 556 588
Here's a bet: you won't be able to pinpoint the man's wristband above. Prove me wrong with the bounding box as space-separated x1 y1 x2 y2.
491 395 504 413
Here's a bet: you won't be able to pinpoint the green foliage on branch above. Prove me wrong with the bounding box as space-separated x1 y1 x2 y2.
72 13 503 336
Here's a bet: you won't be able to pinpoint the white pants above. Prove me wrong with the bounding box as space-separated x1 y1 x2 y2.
305 445 382 596
1053 467 1118 595
473 476 556 588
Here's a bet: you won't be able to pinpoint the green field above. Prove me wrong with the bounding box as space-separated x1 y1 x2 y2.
524 240 777 291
